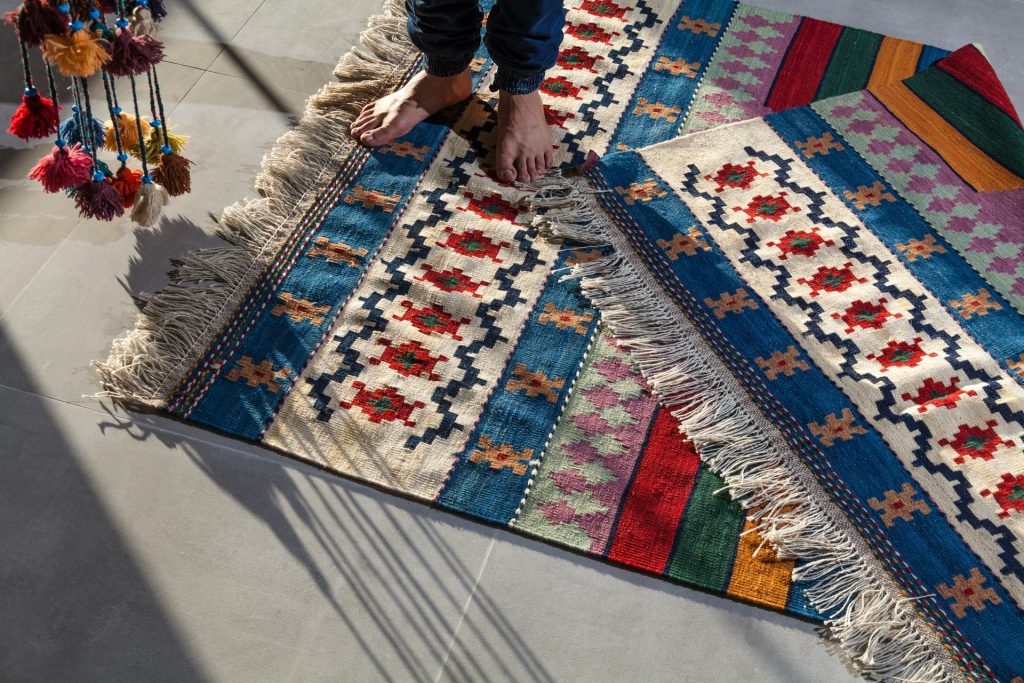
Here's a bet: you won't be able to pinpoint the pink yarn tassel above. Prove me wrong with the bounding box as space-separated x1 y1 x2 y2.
28 142 93 193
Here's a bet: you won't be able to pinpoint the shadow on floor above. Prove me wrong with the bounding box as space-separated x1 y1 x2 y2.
0 327 205 682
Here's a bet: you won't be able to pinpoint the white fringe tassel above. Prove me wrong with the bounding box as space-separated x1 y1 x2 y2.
526 173 968 683
95 0 416 406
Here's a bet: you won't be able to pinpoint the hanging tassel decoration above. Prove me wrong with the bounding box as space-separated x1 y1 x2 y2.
124 67 167 225
71 169 125 219
107 18 162 76
138 0 165 21
111 162 142 207
127 4 155 37
8 29 60 140
130 175 168 225
28 141 93 192
42 14 111 77
4 0 67 47
152 148 192 195
9 89 61 139
59 104 106 147
142 122 186 162
104 109 150 151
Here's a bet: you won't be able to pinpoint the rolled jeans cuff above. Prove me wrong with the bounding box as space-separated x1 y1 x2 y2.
492 67 546 95
424 53 474 77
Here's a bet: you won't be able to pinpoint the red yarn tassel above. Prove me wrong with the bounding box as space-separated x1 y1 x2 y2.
27 142 93 192
107 29 164 77
111 166 142 208
7 91 60 140
71 175 125 220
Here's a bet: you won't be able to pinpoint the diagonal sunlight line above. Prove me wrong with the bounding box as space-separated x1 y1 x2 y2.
435 532 497 683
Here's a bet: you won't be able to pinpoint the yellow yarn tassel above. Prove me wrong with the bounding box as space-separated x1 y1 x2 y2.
105 113 152 153
42 29 111 77
142 126 189 164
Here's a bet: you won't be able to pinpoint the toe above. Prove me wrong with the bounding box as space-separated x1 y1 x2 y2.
544 149 553 169
350 115 377 140
515 157 530 184
497 151 517 182
361 121 400 147
525 157 538 182
536 154 552 176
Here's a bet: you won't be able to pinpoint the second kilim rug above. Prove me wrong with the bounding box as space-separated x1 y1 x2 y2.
97 0 1018 677
539 45 1024 680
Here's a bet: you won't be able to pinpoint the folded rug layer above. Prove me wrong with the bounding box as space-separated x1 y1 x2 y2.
98 0 1001 675
540 45 1023 681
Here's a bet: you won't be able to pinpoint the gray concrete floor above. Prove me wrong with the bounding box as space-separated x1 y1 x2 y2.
0 0 1020 680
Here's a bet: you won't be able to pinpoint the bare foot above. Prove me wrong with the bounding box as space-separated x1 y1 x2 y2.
351 70 472 147
496 89 553 183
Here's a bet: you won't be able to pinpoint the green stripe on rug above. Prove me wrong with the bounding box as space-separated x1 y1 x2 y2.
816 28 883 99
665 467 744 591
905 66 1024 178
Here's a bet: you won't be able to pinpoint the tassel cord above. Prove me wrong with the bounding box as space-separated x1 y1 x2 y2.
101 71 126 162
78 76 102 170
16 31 35 93
127 74 150 177
44 62 62 112
69 76 93 159
148 66 170 148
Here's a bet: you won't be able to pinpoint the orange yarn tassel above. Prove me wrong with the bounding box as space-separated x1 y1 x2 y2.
111 166 143 208
104 112 151 152
42 28 111 77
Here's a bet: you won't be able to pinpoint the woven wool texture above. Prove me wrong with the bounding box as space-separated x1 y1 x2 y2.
102 0 974 644
565 45 1024 680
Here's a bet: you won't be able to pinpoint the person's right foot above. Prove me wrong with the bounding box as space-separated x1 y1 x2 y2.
350 70 473 147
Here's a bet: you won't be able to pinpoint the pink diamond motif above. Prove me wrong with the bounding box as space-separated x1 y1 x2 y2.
549 469 591 495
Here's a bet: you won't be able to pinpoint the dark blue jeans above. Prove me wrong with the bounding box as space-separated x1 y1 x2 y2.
406 0 565 94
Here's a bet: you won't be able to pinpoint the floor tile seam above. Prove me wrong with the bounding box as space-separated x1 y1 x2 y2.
0 216 86 322
434 533 498 683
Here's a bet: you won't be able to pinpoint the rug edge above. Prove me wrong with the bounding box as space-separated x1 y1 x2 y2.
525 172 968 682
93 0 417 408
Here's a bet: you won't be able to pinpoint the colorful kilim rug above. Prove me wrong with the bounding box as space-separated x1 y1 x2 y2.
98 0 985 672
541 45 1024 680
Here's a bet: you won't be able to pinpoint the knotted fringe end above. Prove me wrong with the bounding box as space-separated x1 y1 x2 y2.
525 173 966 683
42 29 111 77
95 0 417 407
7 92 60 140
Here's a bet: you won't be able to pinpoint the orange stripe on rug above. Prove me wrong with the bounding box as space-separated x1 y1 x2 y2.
867 36 923 89
870 79 1024 191
726 514 794 610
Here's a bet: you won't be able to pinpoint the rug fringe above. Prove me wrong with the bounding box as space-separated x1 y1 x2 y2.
525 173 967 683
94 0 416 407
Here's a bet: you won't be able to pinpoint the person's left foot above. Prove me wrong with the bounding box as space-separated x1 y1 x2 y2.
495 89 553 183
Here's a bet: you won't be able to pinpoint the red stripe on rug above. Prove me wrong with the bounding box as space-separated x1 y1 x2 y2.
936 44 1022 126
766 18 844 111
606 408 700 573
